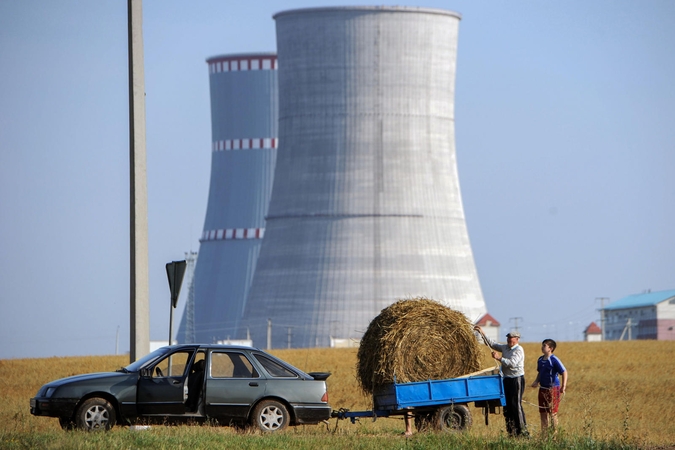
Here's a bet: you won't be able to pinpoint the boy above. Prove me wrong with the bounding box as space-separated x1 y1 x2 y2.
531 339 567 434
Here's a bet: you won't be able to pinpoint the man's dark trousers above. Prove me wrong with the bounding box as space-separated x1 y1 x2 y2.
503 375 527 436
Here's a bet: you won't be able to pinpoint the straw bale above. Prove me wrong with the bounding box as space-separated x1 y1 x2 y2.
356 297 481 395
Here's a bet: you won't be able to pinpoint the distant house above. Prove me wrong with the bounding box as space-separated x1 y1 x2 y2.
583 322 602 342
602 289 675 341
475 313 501 342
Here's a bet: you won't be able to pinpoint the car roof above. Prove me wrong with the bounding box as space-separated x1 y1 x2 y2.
161 344 263 352
156 344 314 379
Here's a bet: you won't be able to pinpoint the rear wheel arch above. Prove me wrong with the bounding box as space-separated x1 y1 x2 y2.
249 397 294 432
249 396 295 424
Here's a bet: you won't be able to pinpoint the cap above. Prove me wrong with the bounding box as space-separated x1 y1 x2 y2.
506 331 521 338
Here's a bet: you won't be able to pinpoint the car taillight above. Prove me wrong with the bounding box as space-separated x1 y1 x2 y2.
321 392 328 402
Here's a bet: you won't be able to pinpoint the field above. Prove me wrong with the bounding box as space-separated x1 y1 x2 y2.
1 341 674 449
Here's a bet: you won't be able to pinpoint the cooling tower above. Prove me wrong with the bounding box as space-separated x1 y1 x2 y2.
177 53 278 343
238 6 488 348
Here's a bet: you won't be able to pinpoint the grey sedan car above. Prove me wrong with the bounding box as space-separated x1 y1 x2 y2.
30 344 331 432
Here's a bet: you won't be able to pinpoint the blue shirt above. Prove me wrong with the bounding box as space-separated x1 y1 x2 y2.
537 354 566 388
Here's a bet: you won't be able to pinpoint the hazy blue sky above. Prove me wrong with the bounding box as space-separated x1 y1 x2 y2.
1 1 673 359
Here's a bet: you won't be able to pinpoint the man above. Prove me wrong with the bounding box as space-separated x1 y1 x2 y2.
474 326 528 437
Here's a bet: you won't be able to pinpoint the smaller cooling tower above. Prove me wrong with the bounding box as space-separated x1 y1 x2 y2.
177 53 278 344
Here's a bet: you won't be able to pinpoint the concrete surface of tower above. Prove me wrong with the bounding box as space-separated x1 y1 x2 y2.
177 53 278 344
240 6 488 349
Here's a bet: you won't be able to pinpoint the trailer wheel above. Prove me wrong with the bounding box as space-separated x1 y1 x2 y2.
433 404 472 432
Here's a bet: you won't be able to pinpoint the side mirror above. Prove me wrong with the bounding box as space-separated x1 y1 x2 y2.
140 368 152 378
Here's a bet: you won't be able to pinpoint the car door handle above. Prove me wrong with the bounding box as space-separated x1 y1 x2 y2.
249 382 259 387
172 380 182 385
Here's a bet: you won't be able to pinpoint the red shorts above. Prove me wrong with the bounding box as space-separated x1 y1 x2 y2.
538 386 561 414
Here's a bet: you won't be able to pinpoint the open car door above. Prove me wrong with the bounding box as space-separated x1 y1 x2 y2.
137 349 194 415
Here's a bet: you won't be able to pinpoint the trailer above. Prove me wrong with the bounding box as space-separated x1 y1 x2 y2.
332 369 505 432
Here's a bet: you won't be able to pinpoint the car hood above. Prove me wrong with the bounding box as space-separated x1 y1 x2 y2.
46 371 135 388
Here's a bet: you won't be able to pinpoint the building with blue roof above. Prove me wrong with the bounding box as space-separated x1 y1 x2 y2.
602 289 675 340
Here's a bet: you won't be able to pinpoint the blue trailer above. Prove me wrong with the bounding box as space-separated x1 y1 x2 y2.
332 370 505 432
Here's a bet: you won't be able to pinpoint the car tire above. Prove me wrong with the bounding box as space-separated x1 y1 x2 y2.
252 399 289 432
75 397 116 431
433 404 472 432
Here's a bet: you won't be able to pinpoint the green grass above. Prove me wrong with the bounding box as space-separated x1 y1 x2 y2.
0 426 645 450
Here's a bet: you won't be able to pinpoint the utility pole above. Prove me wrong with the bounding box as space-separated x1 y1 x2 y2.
620 317 633 341
267 319 272 350
596 297 609 341
128 0 149 363
509 317 523 335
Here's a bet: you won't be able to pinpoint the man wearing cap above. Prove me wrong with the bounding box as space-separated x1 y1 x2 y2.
474 326 528 437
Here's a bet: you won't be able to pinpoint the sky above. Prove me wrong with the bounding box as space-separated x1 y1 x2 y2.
1 1 673 359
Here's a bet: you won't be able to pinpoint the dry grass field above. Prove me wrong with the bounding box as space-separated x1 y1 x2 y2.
1 340 674 448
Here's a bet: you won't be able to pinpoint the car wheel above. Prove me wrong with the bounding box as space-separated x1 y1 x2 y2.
59 416 75 431
433 404 472 432
252 399 289 432
75 397 116 431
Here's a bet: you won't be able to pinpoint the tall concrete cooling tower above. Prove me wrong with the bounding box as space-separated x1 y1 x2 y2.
177 53 278 344
238 6 487 348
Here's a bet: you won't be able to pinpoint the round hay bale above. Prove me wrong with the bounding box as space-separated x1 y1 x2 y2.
356 297 482 395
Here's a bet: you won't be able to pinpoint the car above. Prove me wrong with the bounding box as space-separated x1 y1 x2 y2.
30 344 331 432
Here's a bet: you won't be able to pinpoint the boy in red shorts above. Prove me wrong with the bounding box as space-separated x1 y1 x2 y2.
531 339 567 434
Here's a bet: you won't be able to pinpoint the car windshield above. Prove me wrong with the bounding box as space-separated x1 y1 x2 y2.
123 348 169 372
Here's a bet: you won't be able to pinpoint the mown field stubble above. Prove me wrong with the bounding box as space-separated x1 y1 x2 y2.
1 341 674 449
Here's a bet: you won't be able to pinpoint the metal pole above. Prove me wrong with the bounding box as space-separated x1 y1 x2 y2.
128 0 149 363
628 317 632 340
267 319 272 350
169 302 174 345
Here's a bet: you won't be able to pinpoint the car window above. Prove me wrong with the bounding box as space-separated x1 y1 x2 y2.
211 352 259 378
254 354 297 378
153 351 192 378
